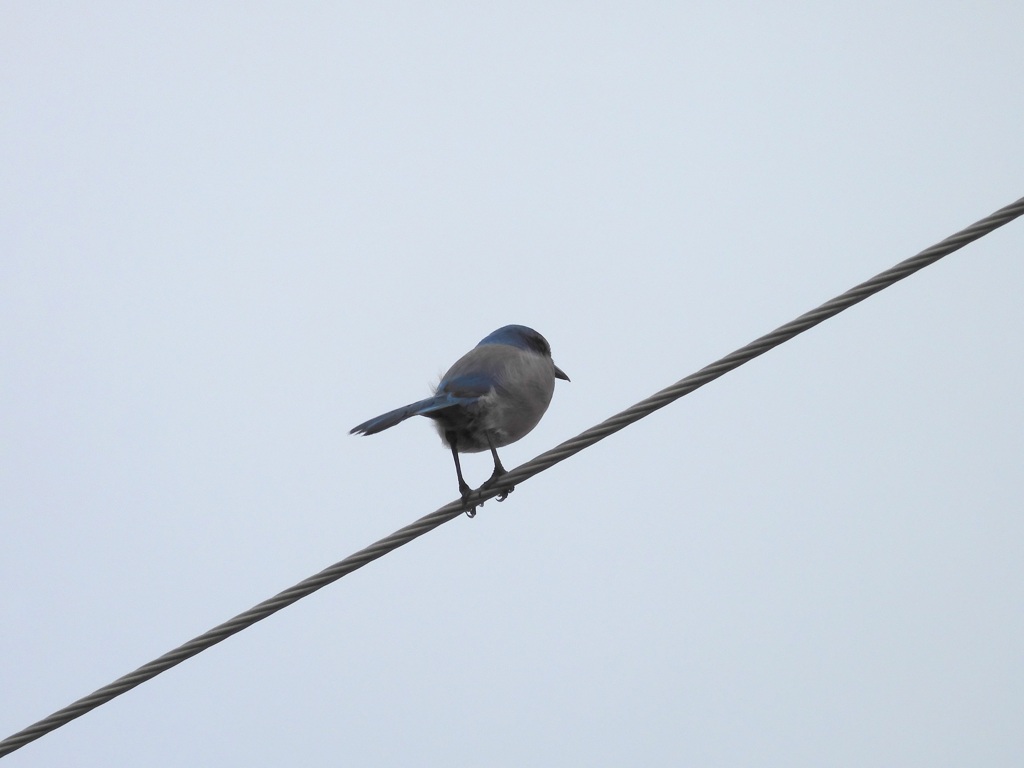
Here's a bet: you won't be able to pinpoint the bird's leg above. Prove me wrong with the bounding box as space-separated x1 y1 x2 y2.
447 431 477 517
483 432 514 502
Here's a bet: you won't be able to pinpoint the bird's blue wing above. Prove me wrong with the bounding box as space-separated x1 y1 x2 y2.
437 372 496 398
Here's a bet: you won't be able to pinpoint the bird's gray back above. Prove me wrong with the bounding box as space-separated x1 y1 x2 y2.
436 344 558 450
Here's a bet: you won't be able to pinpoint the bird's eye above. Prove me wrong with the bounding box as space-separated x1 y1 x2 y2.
527 333 550 356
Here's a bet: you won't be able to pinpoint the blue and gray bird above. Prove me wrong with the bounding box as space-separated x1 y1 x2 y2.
351 325 569 506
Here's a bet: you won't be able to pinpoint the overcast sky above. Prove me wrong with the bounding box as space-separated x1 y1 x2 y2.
3 3 1023 766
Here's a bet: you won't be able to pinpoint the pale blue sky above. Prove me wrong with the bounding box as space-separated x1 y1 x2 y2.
3 3 1023 765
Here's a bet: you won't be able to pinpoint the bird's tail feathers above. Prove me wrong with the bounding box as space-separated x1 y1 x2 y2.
350 394 472 436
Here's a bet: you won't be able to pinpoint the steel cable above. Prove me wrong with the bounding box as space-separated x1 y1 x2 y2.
2 195 1022 758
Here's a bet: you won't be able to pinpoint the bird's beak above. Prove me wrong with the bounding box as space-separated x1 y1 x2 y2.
554 365 570 382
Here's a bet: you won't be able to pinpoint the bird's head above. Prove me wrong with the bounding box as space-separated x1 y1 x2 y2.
478 325 570 381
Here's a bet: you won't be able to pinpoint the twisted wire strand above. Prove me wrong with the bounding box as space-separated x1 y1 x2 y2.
483 195 1024 496
2 195 1022 759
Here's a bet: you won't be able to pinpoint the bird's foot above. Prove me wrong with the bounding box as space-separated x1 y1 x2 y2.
481 471 514 502
460 483 478 518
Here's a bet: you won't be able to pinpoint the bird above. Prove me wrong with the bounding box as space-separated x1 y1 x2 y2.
350 325 569 511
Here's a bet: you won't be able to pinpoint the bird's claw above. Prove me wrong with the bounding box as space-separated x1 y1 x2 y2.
481 472 514 502
460 485 479 518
